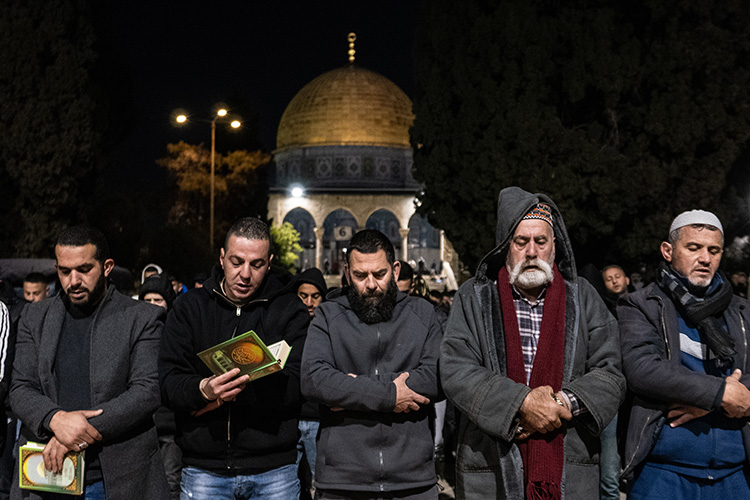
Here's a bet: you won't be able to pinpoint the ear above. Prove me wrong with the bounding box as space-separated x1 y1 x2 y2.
219 247 226 268
660 242 673 263
393 260 401 281
103 259 115 278
268 254 274 265
625 276 631 286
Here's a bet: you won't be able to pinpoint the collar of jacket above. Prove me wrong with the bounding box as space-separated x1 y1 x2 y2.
202 264 295 308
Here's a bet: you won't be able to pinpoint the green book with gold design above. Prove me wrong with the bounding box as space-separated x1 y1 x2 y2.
19 442 84 495
197 330 291 382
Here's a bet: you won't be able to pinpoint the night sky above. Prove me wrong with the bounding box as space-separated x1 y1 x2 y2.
104 1 421 189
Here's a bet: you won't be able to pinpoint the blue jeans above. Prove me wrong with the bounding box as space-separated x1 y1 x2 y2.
297 420 320 478
599 415 620 500
181 464 300 500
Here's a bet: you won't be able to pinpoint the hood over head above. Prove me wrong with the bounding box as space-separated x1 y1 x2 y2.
477 186 577 281
138 273 177 309
295 268 327 297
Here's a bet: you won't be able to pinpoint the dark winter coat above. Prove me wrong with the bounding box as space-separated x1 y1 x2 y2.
441 186 625 499
619 282 750 479
158 265 309 473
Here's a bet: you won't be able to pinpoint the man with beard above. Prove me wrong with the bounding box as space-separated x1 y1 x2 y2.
301 229 442 500
441 187 624 499
9 224 168 499
620 211 750 499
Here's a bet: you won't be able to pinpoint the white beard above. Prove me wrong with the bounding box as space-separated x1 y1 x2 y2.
509 257 554 290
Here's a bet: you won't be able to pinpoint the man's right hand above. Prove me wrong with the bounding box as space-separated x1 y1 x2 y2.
722 369 750 418
393 372 430 413
48 409 103 450
200 368 249 402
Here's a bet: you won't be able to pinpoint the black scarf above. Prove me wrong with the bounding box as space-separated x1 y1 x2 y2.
657 261 735 368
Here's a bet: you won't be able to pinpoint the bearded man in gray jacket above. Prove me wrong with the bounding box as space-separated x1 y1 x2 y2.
302 229 442 499
441 187 625 499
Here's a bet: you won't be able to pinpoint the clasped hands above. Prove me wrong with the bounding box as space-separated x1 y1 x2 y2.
194 368 249 417
515 385 572 440
330 371 430 414
668 369 750 427
44 409 103 474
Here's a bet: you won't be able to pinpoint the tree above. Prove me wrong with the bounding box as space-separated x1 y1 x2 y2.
412 0 750 273
0 0 103 256
157 141 271 250
270 222 303 274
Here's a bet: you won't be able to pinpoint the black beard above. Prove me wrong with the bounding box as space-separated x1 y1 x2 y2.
347 277 398 324
63 273 107 312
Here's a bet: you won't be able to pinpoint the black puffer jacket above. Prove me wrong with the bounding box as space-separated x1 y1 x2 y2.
159 265 309 473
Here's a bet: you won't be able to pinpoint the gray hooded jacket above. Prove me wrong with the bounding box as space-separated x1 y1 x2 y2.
441 187 625 499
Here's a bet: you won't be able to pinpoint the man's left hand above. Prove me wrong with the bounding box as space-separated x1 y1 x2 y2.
667 405 709 427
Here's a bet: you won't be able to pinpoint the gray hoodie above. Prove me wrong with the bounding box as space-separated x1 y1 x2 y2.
441 186 625 499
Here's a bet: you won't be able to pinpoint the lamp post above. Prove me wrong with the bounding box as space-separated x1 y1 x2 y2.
175 109 241 250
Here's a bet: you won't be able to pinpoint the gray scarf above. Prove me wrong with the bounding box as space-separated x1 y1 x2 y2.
657 261 735 369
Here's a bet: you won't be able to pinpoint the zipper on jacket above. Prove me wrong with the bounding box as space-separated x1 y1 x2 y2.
655 296 671 359
375 327 381 376
740 313 747 372
376 326 385 491
623 413 656 476
227 405 232 470
378 450 385 491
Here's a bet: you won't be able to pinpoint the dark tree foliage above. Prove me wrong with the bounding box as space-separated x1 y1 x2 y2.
157 142 271 255
412 0 750 273
0 0 104 257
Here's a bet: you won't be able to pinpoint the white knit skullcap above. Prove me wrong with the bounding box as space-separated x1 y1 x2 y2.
669 210 723 236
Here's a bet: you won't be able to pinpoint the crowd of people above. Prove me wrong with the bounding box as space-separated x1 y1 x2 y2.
0 185 749 500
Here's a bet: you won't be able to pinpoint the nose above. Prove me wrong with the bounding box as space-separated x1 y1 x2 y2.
303 297 314 307
364 274 378 290
239 263 252 280
697 248 711 264
525 240 539 259
69 271 83 287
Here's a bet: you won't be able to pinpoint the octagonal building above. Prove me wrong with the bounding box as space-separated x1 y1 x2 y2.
268 37 456 285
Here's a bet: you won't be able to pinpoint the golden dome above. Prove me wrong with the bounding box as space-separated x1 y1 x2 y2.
276 65 414 150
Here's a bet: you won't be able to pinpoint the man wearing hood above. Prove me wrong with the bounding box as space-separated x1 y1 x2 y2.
159 217 310 500
441 187 625 499
302 229 442 499
620 210 750 499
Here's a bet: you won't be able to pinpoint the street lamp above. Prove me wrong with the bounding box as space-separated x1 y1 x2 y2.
175 108 241 250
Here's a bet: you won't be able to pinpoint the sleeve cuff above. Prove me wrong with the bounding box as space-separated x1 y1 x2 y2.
561 389 589 417
713 380 726 411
